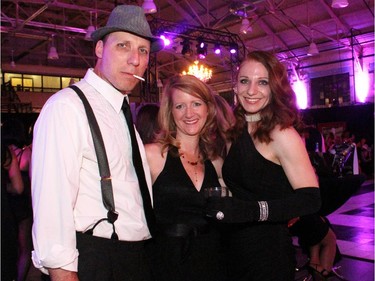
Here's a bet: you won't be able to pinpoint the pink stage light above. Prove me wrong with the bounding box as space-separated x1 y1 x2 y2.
355 62 370 103
292 80 308 109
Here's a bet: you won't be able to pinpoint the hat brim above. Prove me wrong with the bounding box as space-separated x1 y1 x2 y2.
91 27 164 53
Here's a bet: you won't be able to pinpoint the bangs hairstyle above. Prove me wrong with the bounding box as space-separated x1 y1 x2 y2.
156 74 220 160
232 51 302 143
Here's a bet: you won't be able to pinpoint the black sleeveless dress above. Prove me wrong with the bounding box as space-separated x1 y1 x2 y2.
222 129 296 281
152 149 227 281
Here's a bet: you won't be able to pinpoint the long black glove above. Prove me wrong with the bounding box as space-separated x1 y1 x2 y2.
206 196 258 223
206 187 321 223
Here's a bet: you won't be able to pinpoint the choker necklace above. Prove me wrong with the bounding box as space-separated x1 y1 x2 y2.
245 113 261 123
181 154 200 166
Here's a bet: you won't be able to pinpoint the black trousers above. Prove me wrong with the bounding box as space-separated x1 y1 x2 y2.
76 232 154 281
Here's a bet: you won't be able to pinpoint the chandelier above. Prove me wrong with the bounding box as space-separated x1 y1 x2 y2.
182 61 213 82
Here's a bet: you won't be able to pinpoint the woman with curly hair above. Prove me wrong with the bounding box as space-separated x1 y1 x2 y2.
207 51 321 280
145 74 231 281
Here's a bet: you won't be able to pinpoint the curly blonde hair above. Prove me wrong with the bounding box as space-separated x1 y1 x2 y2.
156 74 224 160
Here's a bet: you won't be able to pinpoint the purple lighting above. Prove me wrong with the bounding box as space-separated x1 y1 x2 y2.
160 35 171 47
196 37 207 59
355 62 370 103
229 42 238 54
292 80 308 109
214 44 221 55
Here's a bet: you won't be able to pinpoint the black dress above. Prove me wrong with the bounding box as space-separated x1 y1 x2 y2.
152 148 226 281
222 129 295 281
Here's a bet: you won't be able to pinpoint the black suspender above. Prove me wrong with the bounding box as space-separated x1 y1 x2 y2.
69 85 118 240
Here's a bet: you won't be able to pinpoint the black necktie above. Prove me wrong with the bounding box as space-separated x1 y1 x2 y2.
122 98 156 237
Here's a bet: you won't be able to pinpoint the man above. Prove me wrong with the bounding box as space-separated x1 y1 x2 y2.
303 113 326 153
31 5 163 281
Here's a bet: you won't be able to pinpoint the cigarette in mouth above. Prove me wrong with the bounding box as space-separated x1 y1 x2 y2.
133 75 145 81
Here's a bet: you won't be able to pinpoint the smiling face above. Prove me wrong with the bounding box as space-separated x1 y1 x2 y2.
94 31 150 92
171 89 209 138
235 60 271 114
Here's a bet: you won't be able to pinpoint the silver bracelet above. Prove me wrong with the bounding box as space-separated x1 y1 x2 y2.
258 201 269 221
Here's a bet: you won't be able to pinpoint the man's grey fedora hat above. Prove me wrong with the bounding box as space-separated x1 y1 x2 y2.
91 5 164 53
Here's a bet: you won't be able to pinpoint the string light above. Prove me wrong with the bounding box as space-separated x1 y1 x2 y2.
182 60 212 82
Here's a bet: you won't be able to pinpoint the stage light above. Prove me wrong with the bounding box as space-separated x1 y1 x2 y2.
307 42 319 56
10 50 16 67
160 35 171 47
84 11 96 41
240 18 251 34
229 42 238 54
332 0 349 8
196 37 207 59
48 34 59 60
181 39 192 56
142 0 157 14
214 44 221 55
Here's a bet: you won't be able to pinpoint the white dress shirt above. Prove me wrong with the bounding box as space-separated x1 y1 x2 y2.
31 69 153 274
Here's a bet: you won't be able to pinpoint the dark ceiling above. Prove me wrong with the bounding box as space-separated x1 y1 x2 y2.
1 0 374 93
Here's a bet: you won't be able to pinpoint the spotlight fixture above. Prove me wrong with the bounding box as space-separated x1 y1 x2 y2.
10 50 16 67
240 18 252 34
142 0 157 14
229 42 238 54
196 37 207 59
229 1 256 17
84 11 96 41
85 25 96 41
331 0 349 8
48 34 59 60
307 42 319 56
181 39 192 56
214 44 221 55
160 35 171 47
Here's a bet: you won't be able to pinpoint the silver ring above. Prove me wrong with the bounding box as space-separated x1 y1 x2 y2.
216 211 224 220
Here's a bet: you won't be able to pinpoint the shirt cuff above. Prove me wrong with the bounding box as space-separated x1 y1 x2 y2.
32 246 79 274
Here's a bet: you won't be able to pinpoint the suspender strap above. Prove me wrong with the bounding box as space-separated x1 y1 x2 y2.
69 85 118 238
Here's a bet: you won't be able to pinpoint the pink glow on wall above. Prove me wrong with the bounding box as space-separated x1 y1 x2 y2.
292 80 308 109
355 62 370 103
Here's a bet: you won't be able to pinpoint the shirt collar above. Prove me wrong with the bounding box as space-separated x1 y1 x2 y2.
84 68 127 114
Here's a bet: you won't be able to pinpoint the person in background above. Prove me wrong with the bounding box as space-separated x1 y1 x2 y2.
325 132 336 153
289 114 342 280
213 94 236 159
302 113 326 153
289 214 344 280
207 50 320 280
2 118 33 281
342 130 355 145
145 75 231 281
2 138 24 281
357 136 373 178
31 5 163 281
136 103 160 144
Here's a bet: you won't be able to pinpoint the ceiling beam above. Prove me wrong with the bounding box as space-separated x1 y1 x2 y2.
252 17 300 62
165 0 197 24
